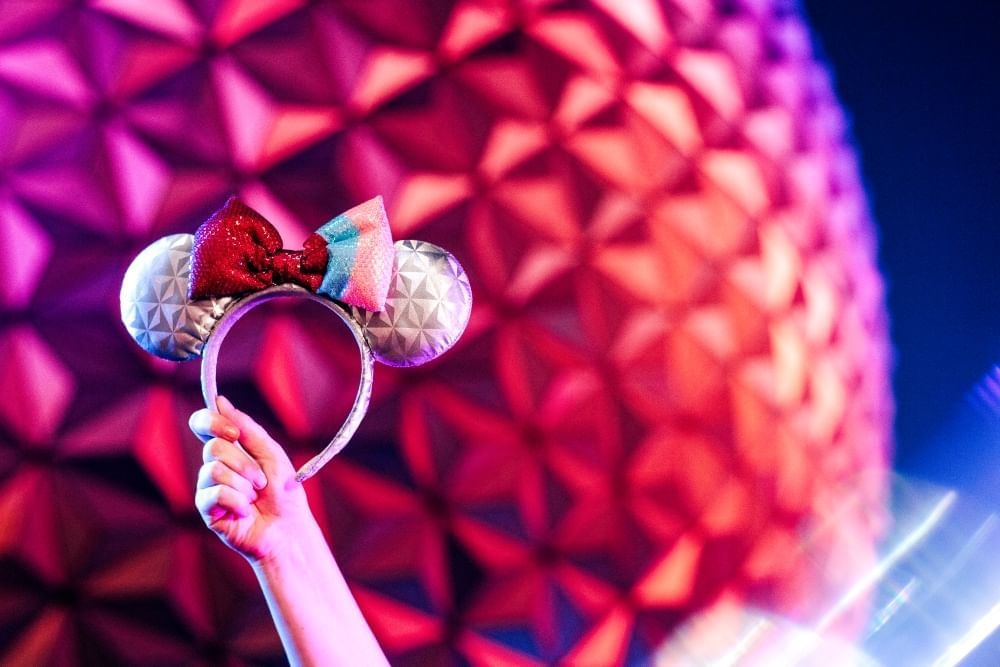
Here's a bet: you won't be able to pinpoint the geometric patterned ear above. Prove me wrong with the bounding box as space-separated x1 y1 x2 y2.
120 234 233 361
349 240 473 367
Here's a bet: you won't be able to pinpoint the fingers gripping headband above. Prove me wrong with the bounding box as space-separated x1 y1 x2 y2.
200 286 374 482
120 196 473 481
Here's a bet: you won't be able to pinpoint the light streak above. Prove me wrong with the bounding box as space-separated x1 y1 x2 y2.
814 491 957 633
867 577 918 636
931 600 1000 667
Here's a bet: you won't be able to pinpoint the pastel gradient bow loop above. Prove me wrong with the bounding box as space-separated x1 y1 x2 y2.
188 196 394 311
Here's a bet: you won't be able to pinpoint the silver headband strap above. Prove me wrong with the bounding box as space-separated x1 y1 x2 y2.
200 285 374 482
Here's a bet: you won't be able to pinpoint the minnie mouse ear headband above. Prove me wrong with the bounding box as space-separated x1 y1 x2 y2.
120 196 472 481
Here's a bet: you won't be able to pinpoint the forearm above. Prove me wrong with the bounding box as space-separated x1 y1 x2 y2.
251 518 388 667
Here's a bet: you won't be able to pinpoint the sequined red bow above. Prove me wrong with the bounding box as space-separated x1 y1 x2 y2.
188 197 329 299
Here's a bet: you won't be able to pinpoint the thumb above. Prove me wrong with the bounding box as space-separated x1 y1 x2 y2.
216 396 294 473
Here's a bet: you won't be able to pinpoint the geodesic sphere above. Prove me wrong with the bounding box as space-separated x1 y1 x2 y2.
0 0 891 664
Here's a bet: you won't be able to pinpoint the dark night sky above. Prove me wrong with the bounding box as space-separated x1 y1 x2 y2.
802 4 1000 659
803 0 1000 497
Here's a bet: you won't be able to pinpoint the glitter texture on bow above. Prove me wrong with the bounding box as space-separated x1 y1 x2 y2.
188 196 394 311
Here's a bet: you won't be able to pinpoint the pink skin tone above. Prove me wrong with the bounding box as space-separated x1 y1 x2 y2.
189 396 388 667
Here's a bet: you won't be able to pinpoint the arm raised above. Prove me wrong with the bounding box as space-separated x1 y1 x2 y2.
190 396 388 667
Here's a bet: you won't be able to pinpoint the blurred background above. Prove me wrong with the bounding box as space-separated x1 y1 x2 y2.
0 0 996 664
806 2 1000 661
805 0 1000 511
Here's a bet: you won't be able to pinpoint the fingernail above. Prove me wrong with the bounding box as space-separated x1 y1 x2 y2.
217 395 234 413
224 425 240 440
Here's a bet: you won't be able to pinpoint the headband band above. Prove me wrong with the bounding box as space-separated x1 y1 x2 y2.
200 285 374 482
120 196 472 480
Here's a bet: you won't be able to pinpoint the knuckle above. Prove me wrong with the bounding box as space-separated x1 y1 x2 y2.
206 461 228 484
196 462 214 487
204 437 228 461
212 485 230 504
194 486 217 512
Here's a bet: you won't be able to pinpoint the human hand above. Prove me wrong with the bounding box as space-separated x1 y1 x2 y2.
189 396 315 563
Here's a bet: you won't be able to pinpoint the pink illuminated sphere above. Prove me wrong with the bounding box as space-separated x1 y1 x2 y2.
0 0 891 663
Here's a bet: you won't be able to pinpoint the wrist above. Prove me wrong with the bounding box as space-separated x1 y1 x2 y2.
249 510 327 572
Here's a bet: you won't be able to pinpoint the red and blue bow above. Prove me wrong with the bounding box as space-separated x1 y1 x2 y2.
188 196 394 312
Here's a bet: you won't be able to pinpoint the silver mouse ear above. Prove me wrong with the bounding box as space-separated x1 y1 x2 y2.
350 240 473 367
120 234 233 361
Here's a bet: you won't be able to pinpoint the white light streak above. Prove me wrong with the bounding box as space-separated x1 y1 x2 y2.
814 491 957 633
931 600 1000 667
